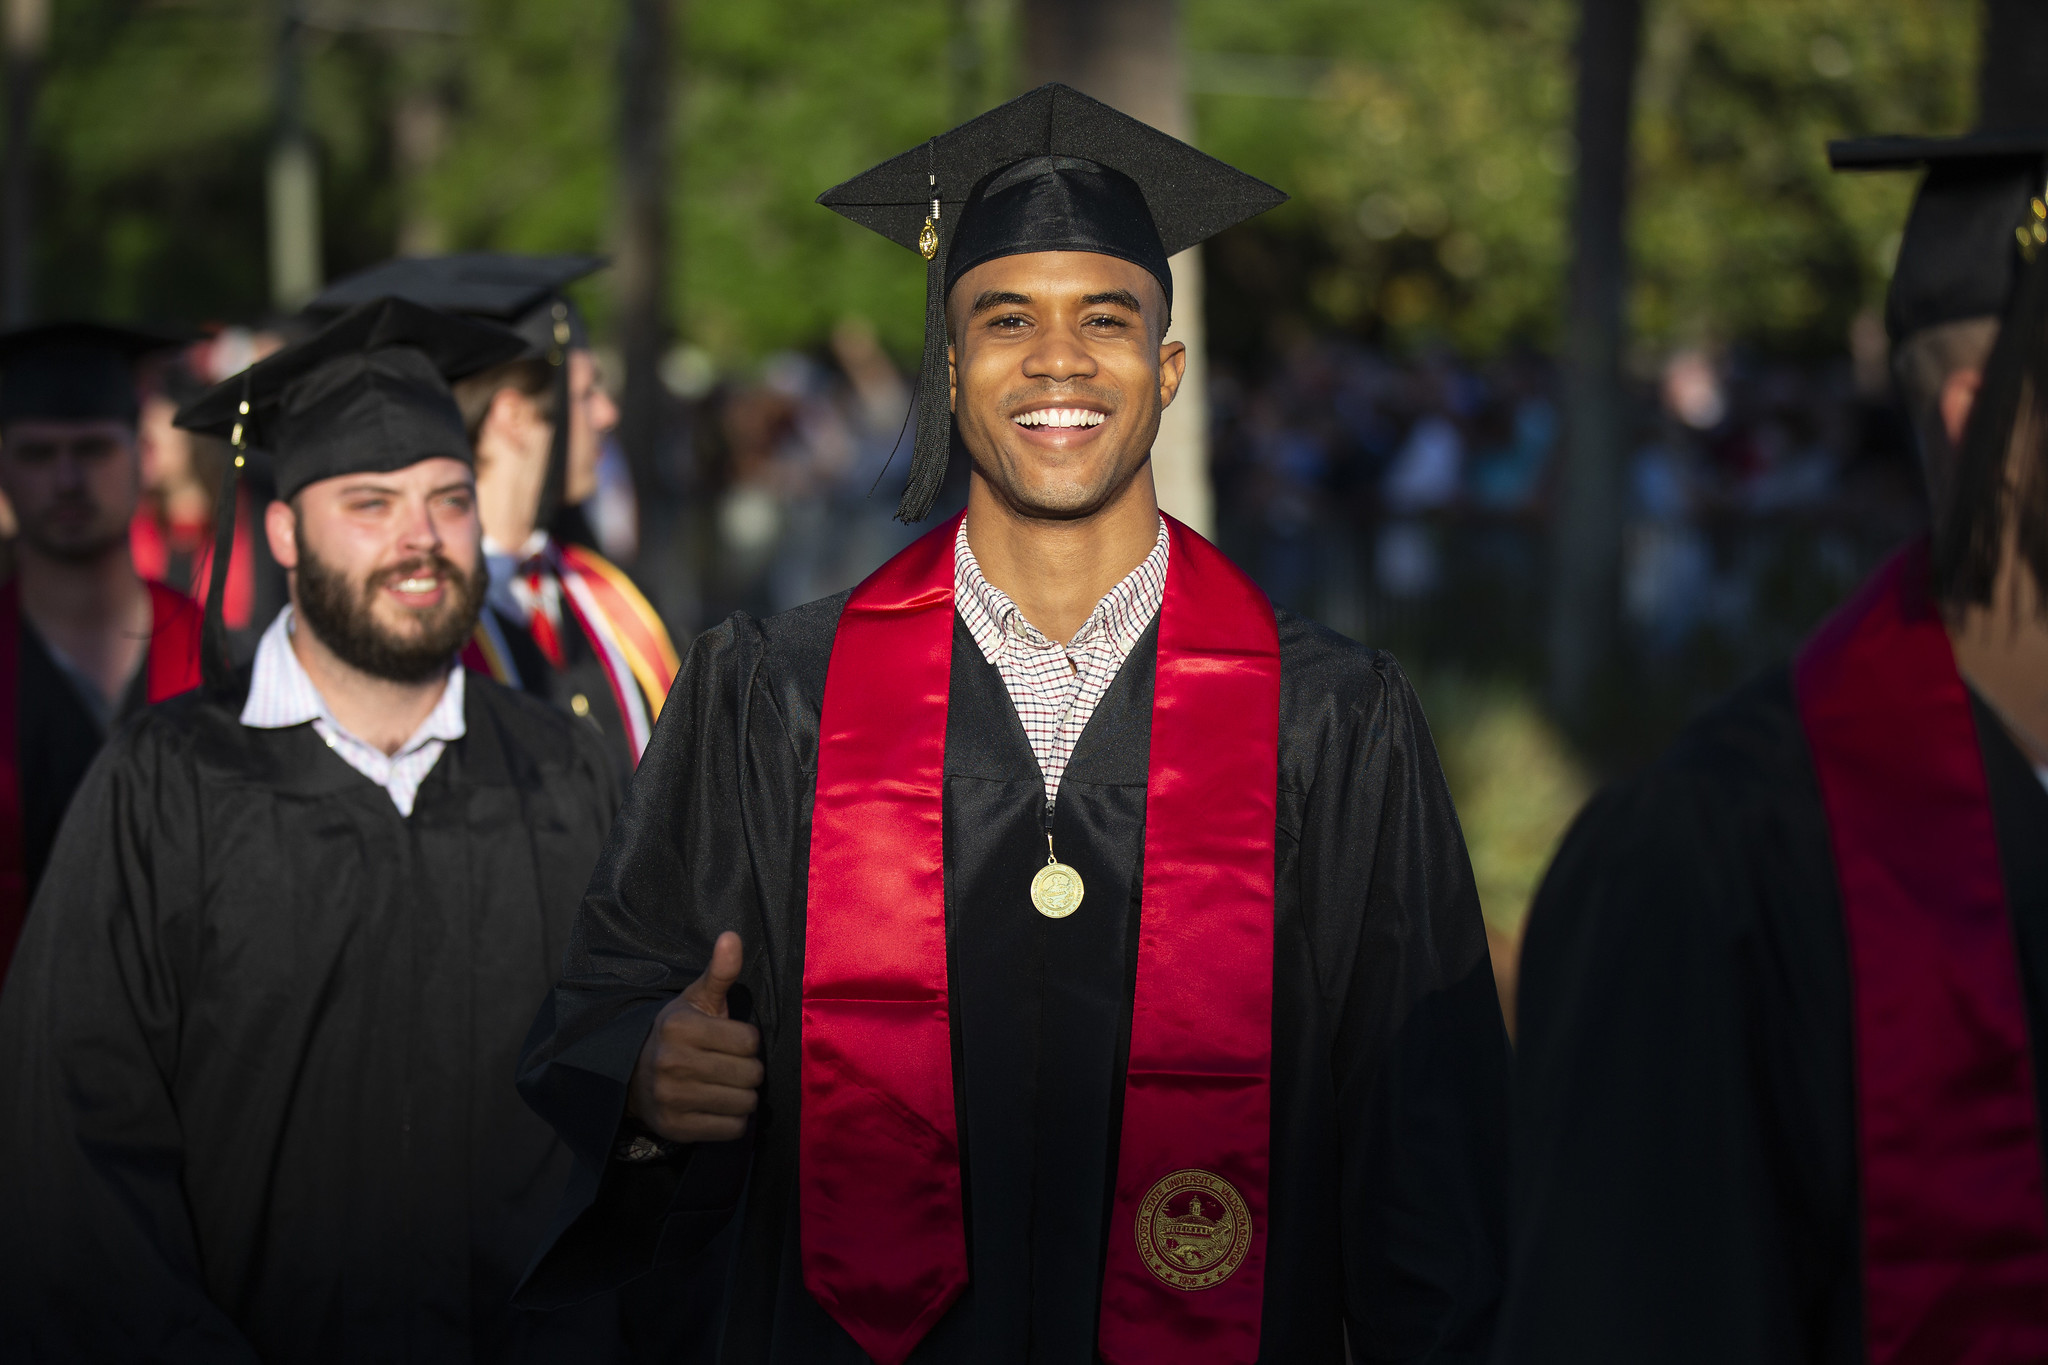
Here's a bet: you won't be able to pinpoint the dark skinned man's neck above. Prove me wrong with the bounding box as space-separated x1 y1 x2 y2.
962 462 1161 646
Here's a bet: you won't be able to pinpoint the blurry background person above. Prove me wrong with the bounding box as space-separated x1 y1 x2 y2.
1497 132 2048 1365
0 323 201 979
0 299 634 1361
311 256 680 776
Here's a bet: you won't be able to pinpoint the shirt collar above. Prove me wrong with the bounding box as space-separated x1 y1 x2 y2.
484 529 554 617
954 514 1169 659
241 606 467 752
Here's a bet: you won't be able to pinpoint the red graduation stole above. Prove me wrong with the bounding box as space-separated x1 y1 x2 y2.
1795 540 2048 1364
800 512 1280 1365
0 579 201 981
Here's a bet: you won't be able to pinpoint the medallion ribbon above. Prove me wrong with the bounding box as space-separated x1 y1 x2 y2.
1795 540 2048 1365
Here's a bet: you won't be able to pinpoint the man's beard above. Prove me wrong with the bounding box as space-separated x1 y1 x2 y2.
295 538 486 685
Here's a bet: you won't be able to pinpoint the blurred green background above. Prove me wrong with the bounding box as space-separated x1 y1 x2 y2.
9 0 1989 988
34 0 1972 358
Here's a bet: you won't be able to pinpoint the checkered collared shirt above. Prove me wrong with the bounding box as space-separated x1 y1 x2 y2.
954 516 1168 804
240 606 466 817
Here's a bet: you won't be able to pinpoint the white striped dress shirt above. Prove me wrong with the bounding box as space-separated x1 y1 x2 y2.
953 516 1169 804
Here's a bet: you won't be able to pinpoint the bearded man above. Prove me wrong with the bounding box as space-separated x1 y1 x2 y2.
0 299 632 1362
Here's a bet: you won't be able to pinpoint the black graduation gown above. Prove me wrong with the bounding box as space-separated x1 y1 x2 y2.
489 601 638 784
1496 667 2048 1365
516 592 1512 1364
17 615 148 899
0 674 629 1363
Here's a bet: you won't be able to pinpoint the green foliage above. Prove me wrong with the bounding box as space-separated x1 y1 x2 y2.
7 0 1983 362
1189 0 1975 357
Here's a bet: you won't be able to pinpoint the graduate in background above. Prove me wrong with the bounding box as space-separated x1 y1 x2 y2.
0 323 201 978
516 85 1509 1365
1498 134 2048 1365
311 256 679 775
0 298 634 1361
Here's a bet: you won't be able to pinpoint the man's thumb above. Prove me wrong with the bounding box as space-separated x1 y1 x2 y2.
684 931 744 1017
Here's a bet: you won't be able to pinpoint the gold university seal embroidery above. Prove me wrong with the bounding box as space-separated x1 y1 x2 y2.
1134 1168 1253 1290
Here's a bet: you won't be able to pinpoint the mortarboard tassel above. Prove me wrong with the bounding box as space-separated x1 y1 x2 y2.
897 155 951 523
200 378 251 693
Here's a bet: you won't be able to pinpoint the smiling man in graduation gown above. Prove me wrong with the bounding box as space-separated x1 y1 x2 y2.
0 323 202 976
516 85 1510 1365
1497 134 2048 1365
312 255 679 775
0 298 633 1362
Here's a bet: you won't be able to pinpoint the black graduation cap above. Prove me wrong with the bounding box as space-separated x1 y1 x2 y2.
308 252 604 359
0 321 189 426
1829 131 2048 341
176 295 527 688
307 253 606 532
818 82 1288 521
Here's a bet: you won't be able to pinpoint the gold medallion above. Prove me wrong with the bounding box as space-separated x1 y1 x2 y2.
918 217 939 260
1134 1168 1253 1291
1030 860 1084 919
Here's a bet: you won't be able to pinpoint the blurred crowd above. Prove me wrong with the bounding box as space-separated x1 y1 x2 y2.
645 325 1925 685
49 314 1929 694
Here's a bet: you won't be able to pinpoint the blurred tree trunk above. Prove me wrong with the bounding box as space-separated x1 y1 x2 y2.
949 0 1012 123
1547 0 1643 724
615 0 672 505
1978 0 2048 131
2 0 46 325
392 48 453 258
1022 0 1212 537
268 0 321 310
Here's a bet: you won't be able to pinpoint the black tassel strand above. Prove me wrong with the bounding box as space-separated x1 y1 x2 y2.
896 236 952 524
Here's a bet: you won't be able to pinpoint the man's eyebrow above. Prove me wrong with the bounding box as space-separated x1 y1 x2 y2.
1080 290 1146 313
430 480 476 497
969 290 1033 315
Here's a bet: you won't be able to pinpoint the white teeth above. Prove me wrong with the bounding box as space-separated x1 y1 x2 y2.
1014 408 1105 429
395 577 436 593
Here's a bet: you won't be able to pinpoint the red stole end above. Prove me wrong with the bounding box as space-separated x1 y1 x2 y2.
1795 541 2048 1363
799 514 1281 1364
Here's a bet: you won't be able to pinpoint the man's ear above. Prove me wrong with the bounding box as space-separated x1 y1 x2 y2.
1157 340 1188 411
948 342 957 414
1941 366 1984 451
264 496 299 570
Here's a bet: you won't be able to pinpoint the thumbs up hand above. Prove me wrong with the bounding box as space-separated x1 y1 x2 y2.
627 931 764 1143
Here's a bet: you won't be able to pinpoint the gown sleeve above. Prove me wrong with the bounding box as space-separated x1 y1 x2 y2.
1309 656 1512 1363
0 719 261 1362
1491 702 1860 1365
516 615 793 1307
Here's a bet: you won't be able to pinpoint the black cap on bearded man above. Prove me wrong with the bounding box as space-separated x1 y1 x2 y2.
174 296 525 690
308 252 604 363
1829 130 2048 341
0 321 190 426
817 82 1288 522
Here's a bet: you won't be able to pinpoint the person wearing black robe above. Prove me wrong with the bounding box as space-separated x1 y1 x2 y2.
0 298 633 1362
0 323 203 975
1496 134 2048 1364
516 86 1510 1364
